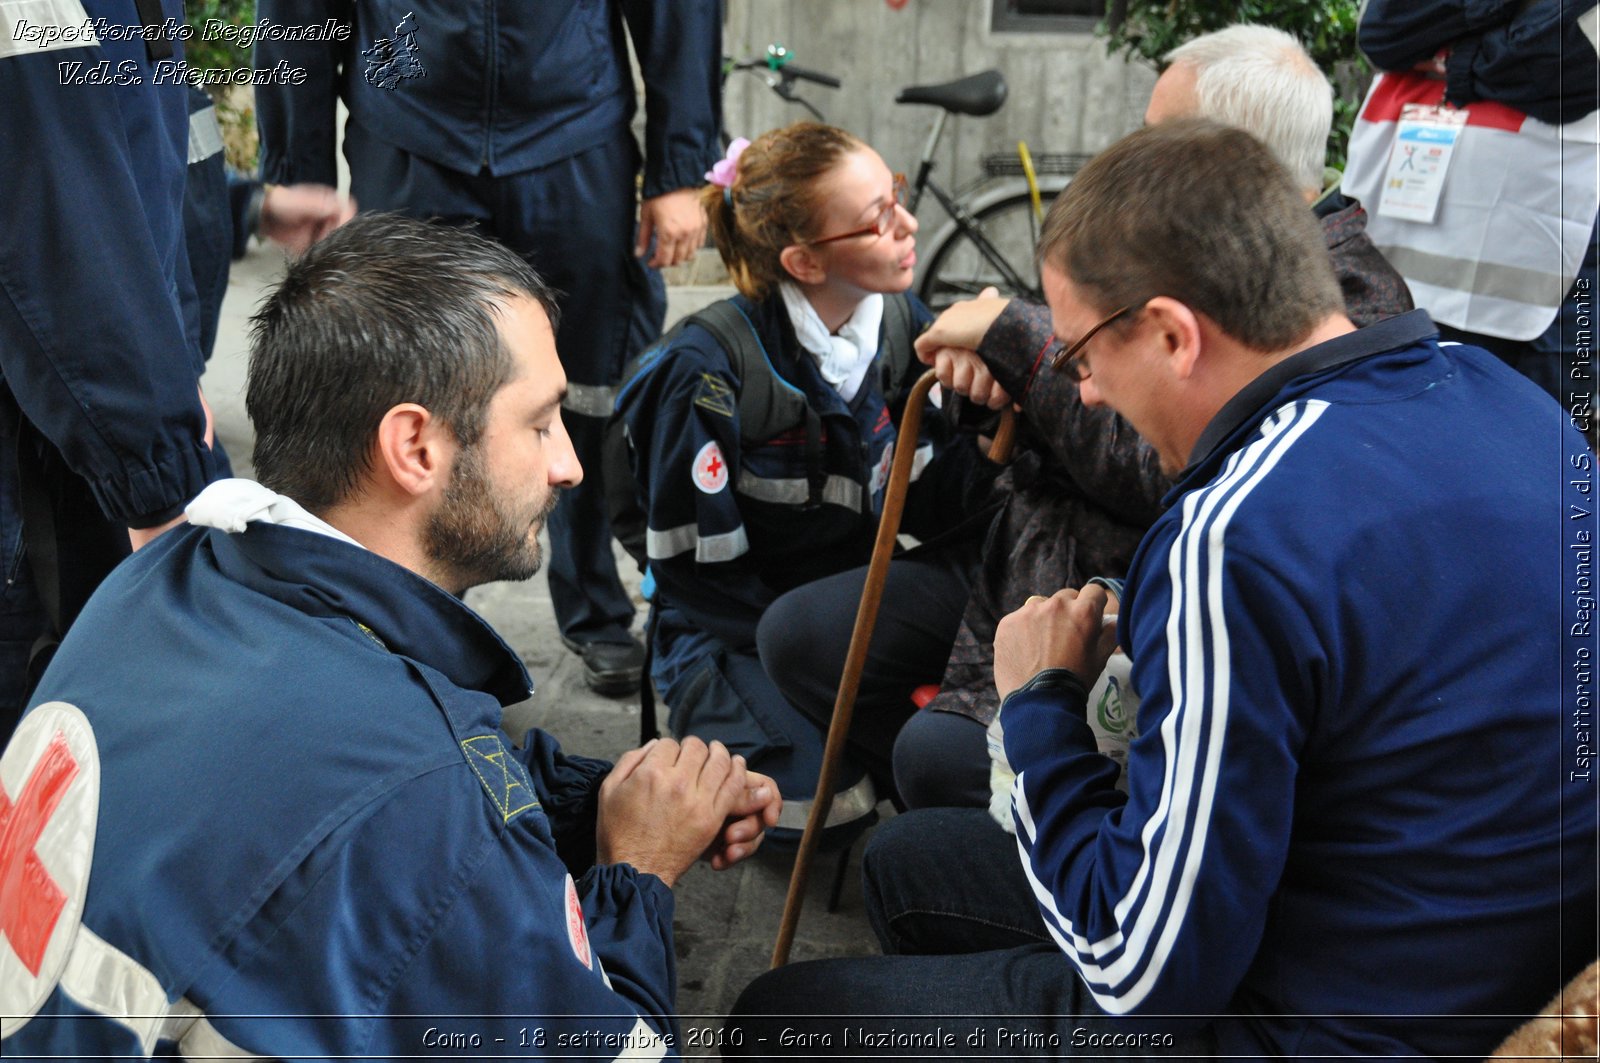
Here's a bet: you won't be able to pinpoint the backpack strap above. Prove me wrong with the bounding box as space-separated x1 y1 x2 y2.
686 301 810 449
877 292 920 398
677 300 825 507
801 403 824 508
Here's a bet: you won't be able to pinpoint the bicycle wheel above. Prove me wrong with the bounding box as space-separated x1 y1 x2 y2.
917 190 1055 312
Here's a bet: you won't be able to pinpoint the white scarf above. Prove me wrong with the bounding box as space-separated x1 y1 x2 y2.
778 282 882 403
185 478 364 548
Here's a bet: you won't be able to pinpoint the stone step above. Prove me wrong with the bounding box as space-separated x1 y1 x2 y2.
659 246 730 287
666 284 739 325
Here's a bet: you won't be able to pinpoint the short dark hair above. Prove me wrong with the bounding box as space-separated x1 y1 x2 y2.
1037 118 1343 352
247 213 560 512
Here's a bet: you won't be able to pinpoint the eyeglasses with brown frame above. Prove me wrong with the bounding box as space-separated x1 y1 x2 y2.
807 173 910 245
1048 305 1134 382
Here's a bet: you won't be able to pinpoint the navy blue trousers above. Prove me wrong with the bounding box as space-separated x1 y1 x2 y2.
757 554 971 795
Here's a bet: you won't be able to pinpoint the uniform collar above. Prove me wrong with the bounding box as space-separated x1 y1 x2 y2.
206 519 534 707
1185 309 1438 476
188 478 362 546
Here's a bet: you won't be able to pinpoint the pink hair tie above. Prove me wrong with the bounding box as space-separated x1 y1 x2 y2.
705 137 751 194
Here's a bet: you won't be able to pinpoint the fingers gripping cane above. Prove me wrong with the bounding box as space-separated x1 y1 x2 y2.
771 370 1016 967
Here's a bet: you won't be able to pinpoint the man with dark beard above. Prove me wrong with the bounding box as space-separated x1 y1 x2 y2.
0 214 780 1060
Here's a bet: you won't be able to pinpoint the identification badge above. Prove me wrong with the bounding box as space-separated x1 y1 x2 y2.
1376 102 1466 224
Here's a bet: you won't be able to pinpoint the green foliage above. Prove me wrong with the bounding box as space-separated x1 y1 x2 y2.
183 0 259 170
1099 0 1369 172
183 0 254 76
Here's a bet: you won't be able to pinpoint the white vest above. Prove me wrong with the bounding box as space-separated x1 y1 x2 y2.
1343 71 1600 341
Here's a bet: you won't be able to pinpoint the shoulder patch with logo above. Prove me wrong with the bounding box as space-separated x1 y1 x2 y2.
694 373 736 418
1 701 100 1037
693 441 730 494
461 735 539 824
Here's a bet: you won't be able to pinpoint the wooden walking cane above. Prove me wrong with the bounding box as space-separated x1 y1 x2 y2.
770 369 1016 967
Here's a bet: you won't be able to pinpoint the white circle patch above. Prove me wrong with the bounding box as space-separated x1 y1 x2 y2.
0 702 100 1037
693 440 729 494
564 874 592 970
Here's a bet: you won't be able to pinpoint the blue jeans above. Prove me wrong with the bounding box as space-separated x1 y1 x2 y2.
862 807 1050 954
891 708 991 811
725 808 1219 1058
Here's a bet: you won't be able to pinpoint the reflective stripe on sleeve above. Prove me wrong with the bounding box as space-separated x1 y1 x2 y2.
57 924 265 1058
734 470 863 511
188 104 224 164
562 382 618 419
173 1013 271 1059
644 523 750 563
0 0 95 59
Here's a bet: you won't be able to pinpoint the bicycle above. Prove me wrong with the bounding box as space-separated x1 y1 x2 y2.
893 69 1087 310
723 46 1088 311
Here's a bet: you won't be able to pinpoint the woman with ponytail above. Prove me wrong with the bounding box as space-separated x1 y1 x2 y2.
613 122 991 844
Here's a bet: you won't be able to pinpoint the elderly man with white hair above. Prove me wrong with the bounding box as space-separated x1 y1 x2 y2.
1149 24 1413 320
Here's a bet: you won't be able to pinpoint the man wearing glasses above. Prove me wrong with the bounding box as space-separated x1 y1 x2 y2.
729 118 1594 1059
796 23 1417 816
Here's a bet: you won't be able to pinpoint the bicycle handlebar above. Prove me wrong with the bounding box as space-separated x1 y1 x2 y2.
727 50 841 89
778 62 840 88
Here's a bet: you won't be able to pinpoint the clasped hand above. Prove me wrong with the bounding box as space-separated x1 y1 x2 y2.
912 286 1015 410
597 736 781 887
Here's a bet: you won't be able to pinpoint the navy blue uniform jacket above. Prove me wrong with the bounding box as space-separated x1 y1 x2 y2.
3 516 682 1058
615 292 969 654
0 0 216 526
255 0 721 192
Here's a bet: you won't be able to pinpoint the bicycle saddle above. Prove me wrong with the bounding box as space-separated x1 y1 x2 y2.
895 70 1007 116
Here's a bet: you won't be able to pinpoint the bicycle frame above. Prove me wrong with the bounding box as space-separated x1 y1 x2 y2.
907 109 1037 296
725 50 1063 305
917 176 1037 296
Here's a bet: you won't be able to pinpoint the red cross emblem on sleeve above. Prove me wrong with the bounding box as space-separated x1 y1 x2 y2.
693 440 730 494
0 702 100 1036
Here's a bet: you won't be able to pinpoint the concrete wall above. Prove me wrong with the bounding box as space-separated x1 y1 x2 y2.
719 0 1157 229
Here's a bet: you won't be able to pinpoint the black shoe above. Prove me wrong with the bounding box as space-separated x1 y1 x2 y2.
560 634 645 696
